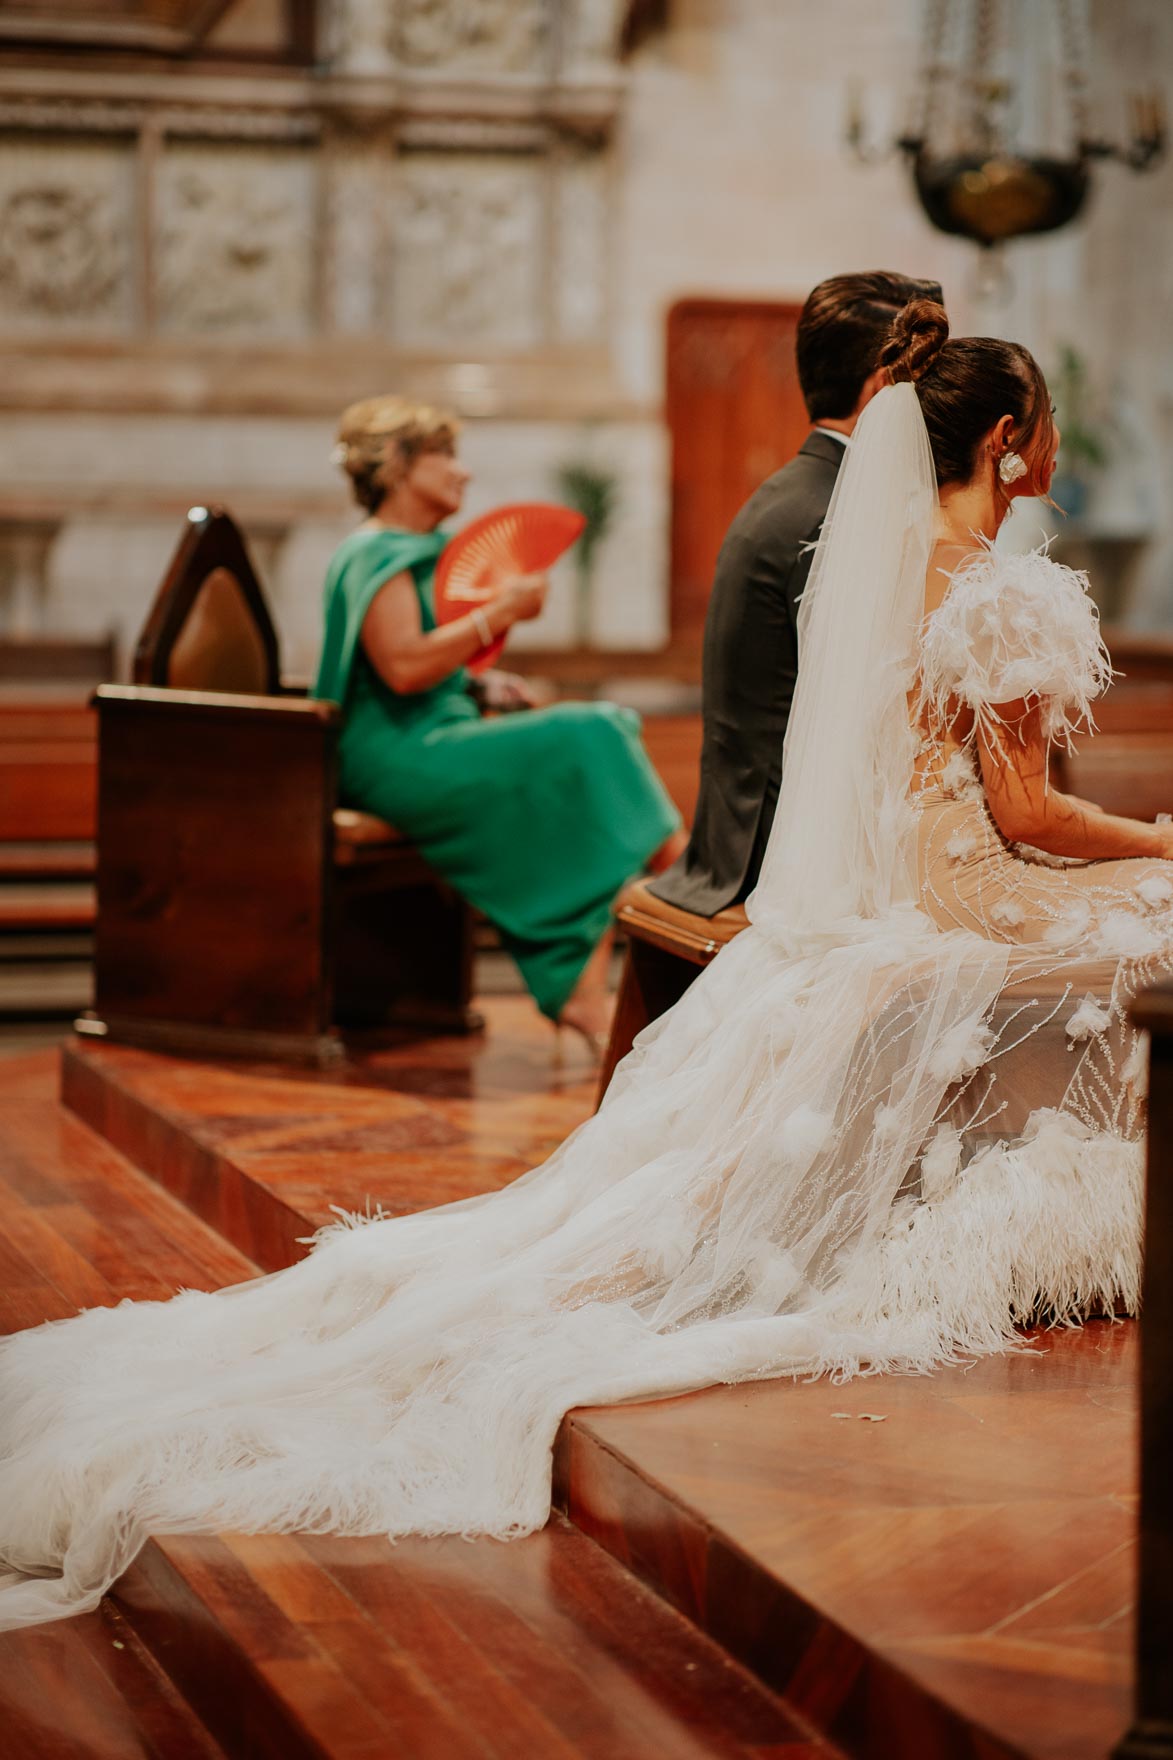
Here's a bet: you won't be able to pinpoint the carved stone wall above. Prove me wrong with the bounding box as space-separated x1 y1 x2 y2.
0 133 135 333
0 0 627 366
392 152 545 348
156 141 317 337
0 0 660 658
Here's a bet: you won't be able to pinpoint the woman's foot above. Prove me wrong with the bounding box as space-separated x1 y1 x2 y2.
557 991 615 1059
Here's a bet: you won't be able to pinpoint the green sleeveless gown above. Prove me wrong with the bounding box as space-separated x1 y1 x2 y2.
312 527 681 1019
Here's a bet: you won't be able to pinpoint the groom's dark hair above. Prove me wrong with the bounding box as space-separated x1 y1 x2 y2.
797 271 944 421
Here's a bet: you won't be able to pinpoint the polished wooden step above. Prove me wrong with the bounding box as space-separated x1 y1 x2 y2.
62 1019 1137 1760
62 1001 600 1272
114 1520 829 1760
555 1331 1134 1760
0 1596 227 1760
0 1056 831 1760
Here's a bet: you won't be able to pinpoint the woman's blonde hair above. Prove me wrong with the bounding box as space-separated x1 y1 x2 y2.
334 395 461 513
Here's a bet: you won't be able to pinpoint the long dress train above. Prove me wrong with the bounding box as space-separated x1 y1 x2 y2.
0 384 1164 1630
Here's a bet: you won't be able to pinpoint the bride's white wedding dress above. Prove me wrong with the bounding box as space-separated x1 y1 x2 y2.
2 385 1166 1630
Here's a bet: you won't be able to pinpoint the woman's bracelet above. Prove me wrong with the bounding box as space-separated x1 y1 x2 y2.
471 607 493 649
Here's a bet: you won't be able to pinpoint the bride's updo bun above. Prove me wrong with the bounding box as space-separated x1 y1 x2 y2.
877 300 1053 494
878 298 949 384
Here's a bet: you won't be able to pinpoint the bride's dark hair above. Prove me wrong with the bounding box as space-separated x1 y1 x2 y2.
878 298 1053 493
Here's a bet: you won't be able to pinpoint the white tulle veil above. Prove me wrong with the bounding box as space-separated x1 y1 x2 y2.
753 380 936 934
0 384 1025 1631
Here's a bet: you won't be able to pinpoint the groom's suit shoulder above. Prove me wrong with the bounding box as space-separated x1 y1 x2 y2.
718 431 845 595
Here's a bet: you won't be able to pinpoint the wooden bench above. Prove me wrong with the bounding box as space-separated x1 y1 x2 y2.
596 879 747 1101
0 695 97 935
1058 628 1173 820
80 506 478 1064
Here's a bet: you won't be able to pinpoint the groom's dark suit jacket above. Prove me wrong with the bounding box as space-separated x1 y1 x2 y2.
650 429 846 917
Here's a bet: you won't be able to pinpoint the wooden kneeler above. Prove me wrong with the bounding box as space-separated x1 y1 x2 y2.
596 879 748 1104
80 506 478 1065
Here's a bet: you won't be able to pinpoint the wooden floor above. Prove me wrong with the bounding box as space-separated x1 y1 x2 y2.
1 1007 1140 1759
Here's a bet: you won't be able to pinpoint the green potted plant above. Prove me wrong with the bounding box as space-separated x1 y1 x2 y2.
555 460 617 647
1049 343 1110 521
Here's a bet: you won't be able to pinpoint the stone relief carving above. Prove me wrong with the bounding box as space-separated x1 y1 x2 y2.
553 149 607 343
327 0 547 76
391 152 543 348
155 142 316 336
0 138 132 328
396 0 546 74
561 0 627 73
322 133 391 333
326 0 395 73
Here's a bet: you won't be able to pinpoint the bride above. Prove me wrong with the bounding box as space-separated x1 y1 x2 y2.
3 299 1170 1631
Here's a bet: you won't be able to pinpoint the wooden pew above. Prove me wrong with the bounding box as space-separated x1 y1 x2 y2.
0 697 97 936
82 507 477 1064
1114 981 1173 1760
597 880 746 1100
1060 628 1173 821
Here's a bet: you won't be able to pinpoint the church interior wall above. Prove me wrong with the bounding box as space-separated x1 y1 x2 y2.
0 0 1169 675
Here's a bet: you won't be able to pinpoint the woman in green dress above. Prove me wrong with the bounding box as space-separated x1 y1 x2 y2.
313 394 685 1049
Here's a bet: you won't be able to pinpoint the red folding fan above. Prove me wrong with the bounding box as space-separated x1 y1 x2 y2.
434 502 587 672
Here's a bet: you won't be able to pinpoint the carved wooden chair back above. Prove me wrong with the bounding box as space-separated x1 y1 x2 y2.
133 506 281 696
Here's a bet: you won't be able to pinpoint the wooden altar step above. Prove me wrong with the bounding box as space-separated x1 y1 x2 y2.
60 1016 1136 1760
0 1056 832 1760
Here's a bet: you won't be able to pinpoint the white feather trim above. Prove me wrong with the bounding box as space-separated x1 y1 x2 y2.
779 1105 833 1167
940 748 982 800
1065 994 1112 1041
1096 909 1164 959
1136 873 1173 911
928 1016 994 1084
918 542 1111 751
920 1125 962 1199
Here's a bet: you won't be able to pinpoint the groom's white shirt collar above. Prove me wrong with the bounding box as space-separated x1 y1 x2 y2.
814 426 851 447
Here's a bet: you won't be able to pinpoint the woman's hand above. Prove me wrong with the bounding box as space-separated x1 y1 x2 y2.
494 572 549 626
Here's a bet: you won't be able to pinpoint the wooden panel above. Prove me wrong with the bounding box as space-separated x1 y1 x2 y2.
0 701 96 742
0 744 97 840
666 300 808 646
92 691 336 1041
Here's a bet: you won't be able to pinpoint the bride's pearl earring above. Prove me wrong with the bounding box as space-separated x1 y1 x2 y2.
998 451 1028 485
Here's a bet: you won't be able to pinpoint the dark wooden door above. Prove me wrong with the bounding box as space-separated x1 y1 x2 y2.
666 299 808 647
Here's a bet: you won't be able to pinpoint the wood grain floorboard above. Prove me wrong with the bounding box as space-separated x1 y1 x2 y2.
1 1047 833 1759
58 1010 1140 1760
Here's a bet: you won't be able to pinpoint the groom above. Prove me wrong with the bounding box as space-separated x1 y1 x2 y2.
651 270 943 917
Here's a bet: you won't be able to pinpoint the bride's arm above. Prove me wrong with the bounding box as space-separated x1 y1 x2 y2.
979 698 1173 860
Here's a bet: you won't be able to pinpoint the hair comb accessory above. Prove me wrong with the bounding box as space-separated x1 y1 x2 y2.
999 450 1028 485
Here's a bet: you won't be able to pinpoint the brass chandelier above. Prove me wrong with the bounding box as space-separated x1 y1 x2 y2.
848 0 1166 249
